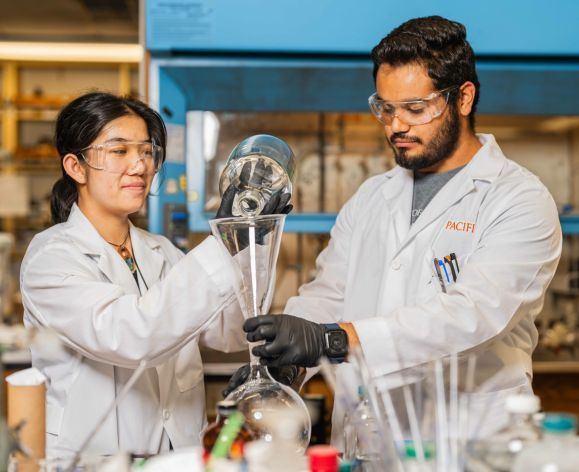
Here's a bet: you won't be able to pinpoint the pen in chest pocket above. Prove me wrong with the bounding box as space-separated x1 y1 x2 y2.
433 259 447 293
444 255 457 281
433 252 461 293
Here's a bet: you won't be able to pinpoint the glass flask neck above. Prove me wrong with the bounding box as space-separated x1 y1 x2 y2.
247 363 273 381
249 339 269 367
236 188 266 217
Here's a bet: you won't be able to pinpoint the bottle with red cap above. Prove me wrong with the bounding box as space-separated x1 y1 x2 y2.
308 445 339 472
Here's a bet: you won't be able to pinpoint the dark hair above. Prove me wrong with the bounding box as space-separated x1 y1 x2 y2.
371 16 480 130
51 92 167 224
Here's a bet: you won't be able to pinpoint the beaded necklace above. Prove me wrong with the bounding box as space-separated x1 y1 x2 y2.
107 230 136 273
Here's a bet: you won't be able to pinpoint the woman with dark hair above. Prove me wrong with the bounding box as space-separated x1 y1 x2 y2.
20 92 289 458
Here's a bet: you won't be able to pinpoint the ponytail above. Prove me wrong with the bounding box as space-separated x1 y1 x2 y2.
50 174 78 224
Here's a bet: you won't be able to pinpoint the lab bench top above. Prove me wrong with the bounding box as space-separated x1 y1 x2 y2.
0 350 248 376
3 351 579 375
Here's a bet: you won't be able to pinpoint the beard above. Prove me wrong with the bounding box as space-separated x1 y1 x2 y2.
389 103 460 171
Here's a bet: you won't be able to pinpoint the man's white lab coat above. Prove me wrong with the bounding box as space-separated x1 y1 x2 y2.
21 204 246 457
285 134 562 443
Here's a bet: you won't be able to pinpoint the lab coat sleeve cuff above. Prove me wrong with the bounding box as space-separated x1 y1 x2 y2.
189 236 235 297
352 317 402 377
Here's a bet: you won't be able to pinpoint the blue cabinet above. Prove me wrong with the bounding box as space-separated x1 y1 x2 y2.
146 0 579 56
145 1 579 236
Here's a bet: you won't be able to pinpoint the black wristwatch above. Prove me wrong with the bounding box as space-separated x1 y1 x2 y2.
322 323 349 364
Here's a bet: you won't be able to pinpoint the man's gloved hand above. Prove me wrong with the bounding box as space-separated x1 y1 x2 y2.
216 160 293 219
243 314 326 368
222 364 301 398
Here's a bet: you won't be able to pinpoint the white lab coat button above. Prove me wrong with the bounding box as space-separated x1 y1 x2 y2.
391 259 401 270
163 409 171 421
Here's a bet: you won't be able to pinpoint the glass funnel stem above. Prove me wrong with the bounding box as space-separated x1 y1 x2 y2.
248 222 261 367
248 224 258 318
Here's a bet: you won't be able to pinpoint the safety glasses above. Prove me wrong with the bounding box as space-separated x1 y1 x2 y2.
368 85 458 126
78 140 163 174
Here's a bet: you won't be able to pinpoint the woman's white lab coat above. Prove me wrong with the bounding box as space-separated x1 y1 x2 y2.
285 134 562 444
21 204 246 457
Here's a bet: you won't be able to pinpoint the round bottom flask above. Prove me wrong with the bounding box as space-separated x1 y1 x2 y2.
225 364 311 451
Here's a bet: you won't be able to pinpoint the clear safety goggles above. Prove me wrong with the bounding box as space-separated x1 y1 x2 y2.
78 140 163 174
368 85 458 126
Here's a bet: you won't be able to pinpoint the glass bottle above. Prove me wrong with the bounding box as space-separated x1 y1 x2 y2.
219 134 296 217
202 400 256 457
349 387 382 471
343 387 364 463
468 394 542 471
513 413 579 472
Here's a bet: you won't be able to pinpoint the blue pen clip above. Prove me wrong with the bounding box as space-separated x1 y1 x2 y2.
438 259 451 283
433 258 447 293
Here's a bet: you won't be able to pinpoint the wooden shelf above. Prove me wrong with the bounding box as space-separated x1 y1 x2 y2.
17 109 60 121
0 59 139 302
14 144 58 161
13 95 70 109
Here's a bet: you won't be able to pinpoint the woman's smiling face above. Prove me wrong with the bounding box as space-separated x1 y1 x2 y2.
78 114 155 218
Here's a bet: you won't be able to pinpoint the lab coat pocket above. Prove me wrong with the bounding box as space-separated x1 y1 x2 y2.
174 339 204 393
45 402 64 435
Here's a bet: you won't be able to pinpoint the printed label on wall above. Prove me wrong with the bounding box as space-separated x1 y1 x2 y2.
147 0 214 49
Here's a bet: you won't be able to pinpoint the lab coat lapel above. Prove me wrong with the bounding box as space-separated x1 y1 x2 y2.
129 225 165 290
97 248 140 295
403 170 476 244
64 204 141 295
394 134 507 255
380 167 414 248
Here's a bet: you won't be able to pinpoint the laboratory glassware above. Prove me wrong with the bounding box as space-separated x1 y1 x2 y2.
467 394 541 471
202 400 256 456
513 413 579 472
219 134 296 217
343 386 382 471
209 214 311 451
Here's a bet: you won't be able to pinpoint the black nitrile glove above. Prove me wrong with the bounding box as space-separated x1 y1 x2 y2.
243 314 326 368
222 364 250 398
216 161 293 219
215 184 238 220
222 363 300 398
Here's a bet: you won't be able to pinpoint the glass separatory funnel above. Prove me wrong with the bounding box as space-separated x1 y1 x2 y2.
219 134 296 217
209 214 311 451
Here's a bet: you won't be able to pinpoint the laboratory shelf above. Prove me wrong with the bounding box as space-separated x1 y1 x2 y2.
179 213 578 236
191 213 579 236
190 212 338 234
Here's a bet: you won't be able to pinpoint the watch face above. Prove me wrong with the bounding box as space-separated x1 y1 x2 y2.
327 330 348 356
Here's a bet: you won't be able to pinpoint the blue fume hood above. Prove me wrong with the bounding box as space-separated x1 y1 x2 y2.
145 0 579 237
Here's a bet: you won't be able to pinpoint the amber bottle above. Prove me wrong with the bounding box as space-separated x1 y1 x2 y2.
202 400 256 458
